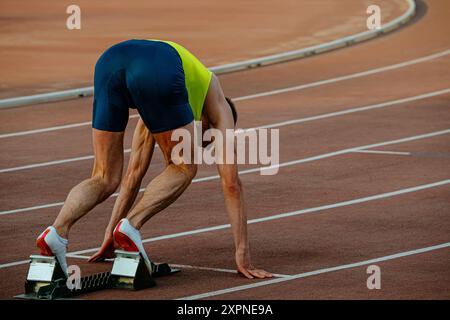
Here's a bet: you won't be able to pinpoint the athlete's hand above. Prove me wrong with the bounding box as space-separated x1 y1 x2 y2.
88 236 116 262
235 249 273 279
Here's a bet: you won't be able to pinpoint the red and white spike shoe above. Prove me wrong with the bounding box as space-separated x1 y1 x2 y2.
36 226 68 276
113 218 153 274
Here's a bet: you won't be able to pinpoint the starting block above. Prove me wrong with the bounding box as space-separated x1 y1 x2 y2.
111 250 180 290
15 250 180 300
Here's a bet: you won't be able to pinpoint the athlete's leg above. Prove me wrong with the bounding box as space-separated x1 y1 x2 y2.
52 129 124 238
36 41 129 274
89 120 155 262
126 121 197 229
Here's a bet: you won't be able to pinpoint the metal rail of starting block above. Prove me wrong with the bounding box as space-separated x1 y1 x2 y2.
15 250 180 300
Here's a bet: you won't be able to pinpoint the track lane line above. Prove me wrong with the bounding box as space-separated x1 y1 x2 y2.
177 242 450 300
256 129 450 175
251 88 450 130
65 254 291 278
1 49 449 139
352 150 412 156
1 178 449 269
0 149 130 173
1 128 449 216
2 88 449 174
234 49 450 102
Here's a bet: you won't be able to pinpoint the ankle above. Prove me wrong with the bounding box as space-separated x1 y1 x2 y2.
127 217 141 230
52 224 69 239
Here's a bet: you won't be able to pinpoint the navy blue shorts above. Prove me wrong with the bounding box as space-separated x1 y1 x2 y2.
92 40 194 133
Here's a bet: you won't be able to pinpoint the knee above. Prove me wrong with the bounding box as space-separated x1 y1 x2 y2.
186 163 197 180
173 163 197 183
91 170 121 198
105 175 121 195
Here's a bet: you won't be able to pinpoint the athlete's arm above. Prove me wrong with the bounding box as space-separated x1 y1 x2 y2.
89 118 155 261
205 75 272 279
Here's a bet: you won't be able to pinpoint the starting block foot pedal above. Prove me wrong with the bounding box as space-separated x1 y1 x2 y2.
110 250 180 290
15 255 67 300
111 250 155 290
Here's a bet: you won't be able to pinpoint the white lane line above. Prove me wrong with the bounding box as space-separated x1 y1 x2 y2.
234 49 450 102
35 252 291 278
0 114 140 139
0 259 31 269
1 128 449 216
1 178 449 269
1 49 449 139
0 149 130 173
2 88 449 174
169 264 238 274
255 128 450 175
178 242 450 300
67 254 241 274
166 264 291 278
1 155 95 172
0 202 66 215
65 254 113 261
353 149 412 156
66 254 88 258
252 88 450 130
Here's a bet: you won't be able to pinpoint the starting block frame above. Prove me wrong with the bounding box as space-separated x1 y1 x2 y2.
15 250 180 300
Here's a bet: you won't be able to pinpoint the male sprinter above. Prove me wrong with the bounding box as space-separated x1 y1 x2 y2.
36 39 272 280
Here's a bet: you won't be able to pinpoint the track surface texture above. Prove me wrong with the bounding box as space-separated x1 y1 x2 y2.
0 0 449 300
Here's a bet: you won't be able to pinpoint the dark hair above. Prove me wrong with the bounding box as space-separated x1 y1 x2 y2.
225 97 238 125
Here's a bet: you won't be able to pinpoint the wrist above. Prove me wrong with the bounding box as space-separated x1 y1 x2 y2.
104 225 115 238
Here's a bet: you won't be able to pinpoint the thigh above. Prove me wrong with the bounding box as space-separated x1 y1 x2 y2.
152 121 196 166
92 129 125 179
